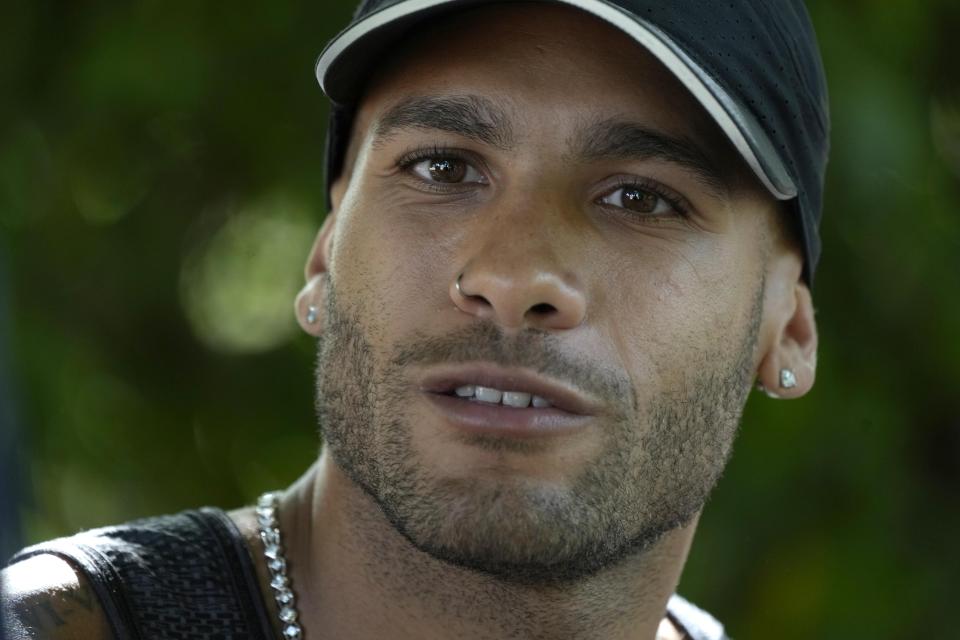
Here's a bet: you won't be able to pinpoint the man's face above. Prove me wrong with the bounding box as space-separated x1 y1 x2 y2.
310 4 786 583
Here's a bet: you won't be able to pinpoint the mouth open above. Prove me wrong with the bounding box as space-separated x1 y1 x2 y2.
440 384 555 409
419 364 599 438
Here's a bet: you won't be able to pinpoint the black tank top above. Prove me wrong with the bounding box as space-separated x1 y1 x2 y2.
7 508 729 639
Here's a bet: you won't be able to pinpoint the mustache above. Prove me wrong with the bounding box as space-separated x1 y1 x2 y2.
388 321 632 405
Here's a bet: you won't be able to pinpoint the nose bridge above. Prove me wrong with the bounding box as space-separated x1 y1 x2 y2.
480 201 560 272
453 195 587 331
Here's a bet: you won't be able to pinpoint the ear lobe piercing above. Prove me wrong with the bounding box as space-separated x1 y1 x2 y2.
779 368 797 389
756 368 797 398
306 305 318 324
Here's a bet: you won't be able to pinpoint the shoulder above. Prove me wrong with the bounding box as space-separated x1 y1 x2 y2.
2 553 114 640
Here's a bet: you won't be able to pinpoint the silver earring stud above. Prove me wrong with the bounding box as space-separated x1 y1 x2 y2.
779 368 797 389
306 305 318 324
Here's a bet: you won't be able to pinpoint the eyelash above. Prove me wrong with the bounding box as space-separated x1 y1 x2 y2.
397 144 464 167
395 145 692 219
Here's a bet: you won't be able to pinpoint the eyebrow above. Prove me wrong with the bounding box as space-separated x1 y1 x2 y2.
571 117 731 198
373 94 515 149
372 95 731 197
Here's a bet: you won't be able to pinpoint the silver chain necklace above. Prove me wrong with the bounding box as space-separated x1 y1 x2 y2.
257 492 304 639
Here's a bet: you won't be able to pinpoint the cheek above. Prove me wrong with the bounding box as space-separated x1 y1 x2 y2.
331 187 461 335
597 245 752 397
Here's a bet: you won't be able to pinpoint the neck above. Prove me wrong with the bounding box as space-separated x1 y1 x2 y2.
280 452 697 640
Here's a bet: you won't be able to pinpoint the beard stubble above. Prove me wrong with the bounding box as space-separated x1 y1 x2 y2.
314 276 761 585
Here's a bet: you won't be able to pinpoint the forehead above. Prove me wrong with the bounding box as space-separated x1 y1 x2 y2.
354 3 740 168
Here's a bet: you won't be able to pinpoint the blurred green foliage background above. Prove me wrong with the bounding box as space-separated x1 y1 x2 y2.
2 1 959 638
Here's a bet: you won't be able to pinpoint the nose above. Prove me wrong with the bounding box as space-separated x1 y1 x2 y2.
450 229 587 332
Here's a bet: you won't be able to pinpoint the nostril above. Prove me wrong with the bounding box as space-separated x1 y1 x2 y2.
529 303 556 315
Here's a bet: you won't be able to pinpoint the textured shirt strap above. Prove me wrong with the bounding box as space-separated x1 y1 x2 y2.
7 508 277 640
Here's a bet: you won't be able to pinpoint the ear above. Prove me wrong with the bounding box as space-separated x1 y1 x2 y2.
294 177 347 336
755 265 818 400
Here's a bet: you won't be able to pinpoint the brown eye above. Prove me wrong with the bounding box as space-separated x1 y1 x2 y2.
622 188 658 213
410 156 486 185
428 159 467 183
599 185 673 216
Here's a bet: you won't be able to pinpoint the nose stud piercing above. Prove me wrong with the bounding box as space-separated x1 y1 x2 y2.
455 273 470 298
779 368 797 389
306 305 318 324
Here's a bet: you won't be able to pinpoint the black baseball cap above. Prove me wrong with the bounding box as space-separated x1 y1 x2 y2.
315 0 830 284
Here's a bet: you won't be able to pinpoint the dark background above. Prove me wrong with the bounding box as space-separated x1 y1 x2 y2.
2 1 959 638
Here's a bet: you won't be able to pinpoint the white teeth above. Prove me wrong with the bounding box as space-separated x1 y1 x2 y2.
502 391 532 408
451 385 554 409
474 386 503 404
531 395 552 408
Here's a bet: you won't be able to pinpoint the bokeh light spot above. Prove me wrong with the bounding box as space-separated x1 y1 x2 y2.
179 196 316 354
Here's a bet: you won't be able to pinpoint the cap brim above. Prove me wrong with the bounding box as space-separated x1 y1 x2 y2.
315 0 798 201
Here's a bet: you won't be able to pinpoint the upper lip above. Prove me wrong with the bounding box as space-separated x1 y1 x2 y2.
417 362 603 416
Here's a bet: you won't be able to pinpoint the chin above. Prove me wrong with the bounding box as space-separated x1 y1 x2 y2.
370 470 675 585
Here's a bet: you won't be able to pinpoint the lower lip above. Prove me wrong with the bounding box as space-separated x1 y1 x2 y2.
424 393 593 438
